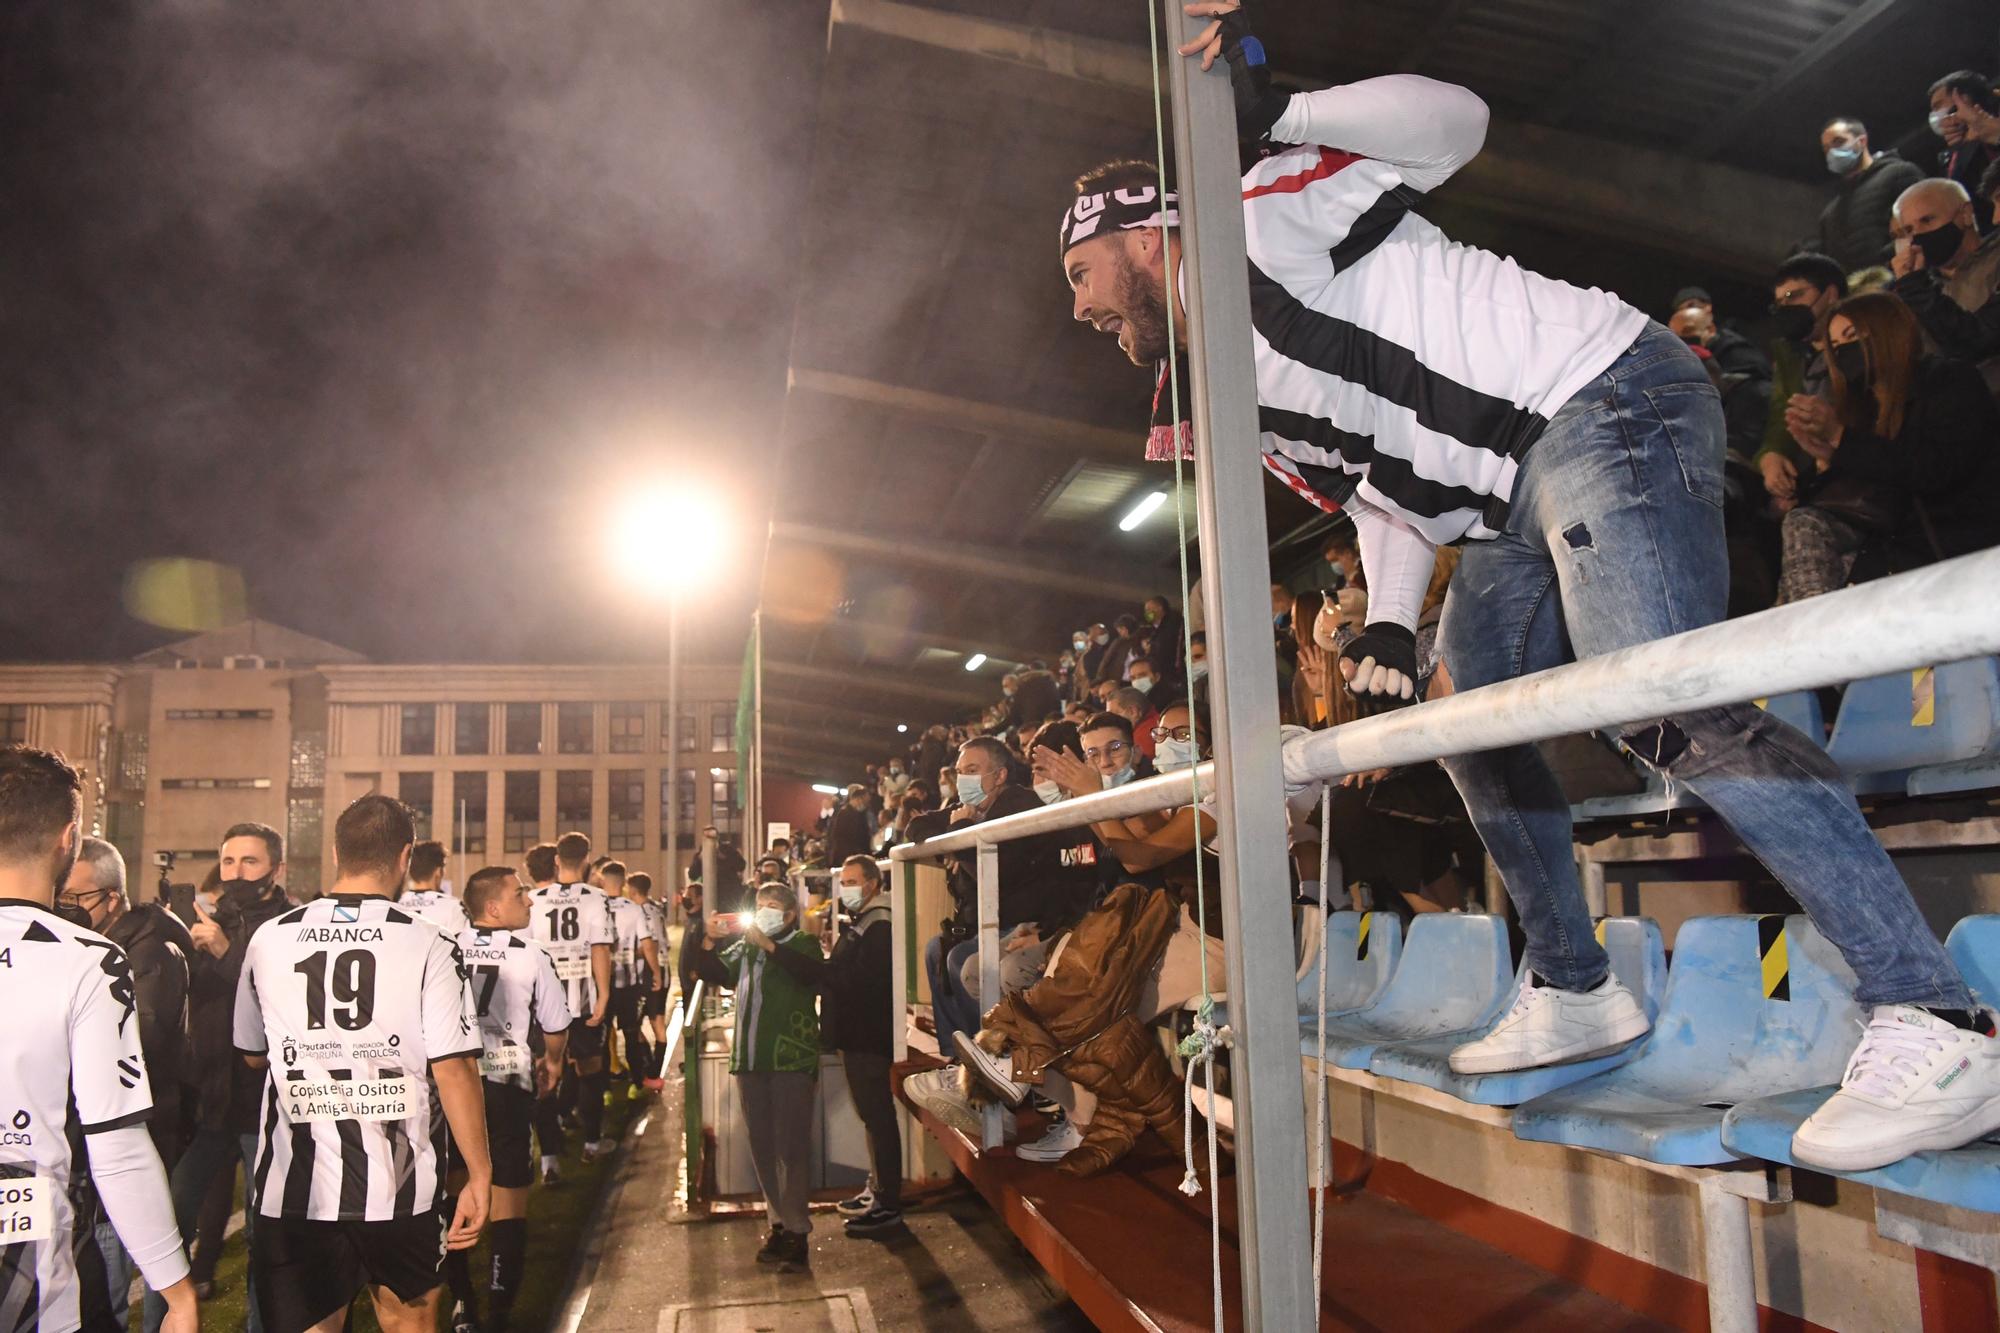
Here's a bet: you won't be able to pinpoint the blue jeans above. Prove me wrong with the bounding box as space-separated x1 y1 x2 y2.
96 1219 135 1313
144 1128 263 1333
924 934 982 1056
1437 322 1969 1009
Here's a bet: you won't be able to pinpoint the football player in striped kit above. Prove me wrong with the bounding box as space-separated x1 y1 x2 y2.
398 840 469 937
232 794 489 1333
1061 1 2000 1171
0 746 198 1333
527 833 615 1175
627 872 672 1088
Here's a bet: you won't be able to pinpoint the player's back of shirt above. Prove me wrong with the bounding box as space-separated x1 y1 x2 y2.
0 903 152 1333
606 896 647 989
528 882 614 1018
399 887 469 937
455 927 570 1092
639 900 669 978
233 895 477 1221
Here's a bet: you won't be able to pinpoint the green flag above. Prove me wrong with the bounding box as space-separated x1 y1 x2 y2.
734 619 757 811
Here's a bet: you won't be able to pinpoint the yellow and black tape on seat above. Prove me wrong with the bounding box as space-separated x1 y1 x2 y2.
1912 667 1936 728
1356 911 1372 960
1757 915 1790 1001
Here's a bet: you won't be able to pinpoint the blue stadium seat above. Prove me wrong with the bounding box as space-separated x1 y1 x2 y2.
1756 690 1826 746
1511 915 1863 1165
1367 917 1667 1106
1720 916 2000 1211
1295 908 1402 1020
1828 659 2000 795
1300 913 1512 1069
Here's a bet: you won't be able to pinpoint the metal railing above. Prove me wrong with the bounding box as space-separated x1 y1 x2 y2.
887 544 2000 1303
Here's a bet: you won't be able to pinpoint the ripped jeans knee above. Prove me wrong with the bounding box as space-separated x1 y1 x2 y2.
1618 718 1695 774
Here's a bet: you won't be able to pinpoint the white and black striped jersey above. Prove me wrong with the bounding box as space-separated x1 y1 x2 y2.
233 895 478 1222
1244 76 1646 612
454 928 571 1093
528 883 614 1019
399 888 469 938
0 903 153 1333
639 900 669 974
606 897 649 989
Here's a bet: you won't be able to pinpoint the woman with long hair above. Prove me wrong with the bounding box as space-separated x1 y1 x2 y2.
1776 290 2000 601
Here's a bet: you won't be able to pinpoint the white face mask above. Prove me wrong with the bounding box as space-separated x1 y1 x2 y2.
754 906 788 935
1102 764 1136 790
1094 633 1110 646
954 772 987 807
1033 780 1064 805
1155 737 1198 772
1188 661 1208 684
838 885 865 912
1131 676 1154 695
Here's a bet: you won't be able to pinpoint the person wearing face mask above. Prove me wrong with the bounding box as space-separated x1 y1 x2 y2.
1185 631 1208 687
1774 291 2000 603
762 855 903 1239
826 784 874 865
1757 253 1850 514
1118 664 1164 758
158 819 291 1333
1812 115 1925 274
1140 595 1185 681
688 882 824 1271
1929 71 2000 235
1891 174 2000 400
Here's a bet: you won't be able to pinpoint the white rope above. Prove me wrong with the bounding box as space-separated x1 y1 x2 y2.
1312 786 1333 1300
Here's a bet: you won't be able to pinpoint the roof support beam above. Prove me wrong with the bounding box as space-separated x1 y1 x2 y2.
765 659 991 708
787 367 1135 461
829 0 1821 276
1680 0 1905 159
760 695 919 734
764 611 1036 669
1395 0 1478 74
771 521 1156 604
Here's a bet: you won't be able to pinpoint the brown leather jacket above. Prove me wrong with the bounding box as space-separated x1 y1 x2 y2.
984 883 1183 1176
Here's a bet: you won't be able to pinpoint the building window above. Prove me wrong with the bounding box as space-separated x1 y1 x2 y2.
286 798 324 896
503 771 540 853
289 732 325 789
399 705 437 756
661 771 696 850
0 705 25 745
165 708 273 721
504 704 542 755
710 711 735 753
609 770 644 851
452 772 488 855
555 770 592 830
399 771 434 840
609 702 645 754
710 768 742 838
114 731 149 790
161 777 272 790
454 703 490 756
663 707 697 753
556 702 594 755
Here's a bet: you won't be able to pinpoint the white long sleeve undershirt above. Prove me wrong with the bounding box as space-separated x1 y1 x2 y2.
1268 74 1490 194
1345 499 1437 633
88 1124 189 1293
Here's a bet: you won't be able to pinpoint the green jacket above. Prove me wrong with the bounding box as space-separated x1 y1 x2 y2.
692 926 823 1074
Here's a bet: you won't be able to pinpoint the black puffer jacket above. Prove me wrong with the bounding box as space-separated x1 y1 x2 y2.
1814 150 1926 273
107 903 194 1154
182 882 293 1132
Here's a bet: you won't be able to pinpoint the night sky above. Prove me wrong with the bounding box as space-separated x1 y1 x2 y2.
0 1 825 666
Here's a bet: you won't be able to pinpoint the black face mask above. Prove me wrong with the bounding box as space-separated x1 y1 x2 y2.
1770 304 1815 342
1912 220 1967 270
54 901 93 929
222 874 273 907
1831 341 1871 389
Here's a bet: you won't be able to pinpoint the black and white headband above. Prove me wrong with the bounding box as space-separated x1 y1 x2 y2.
1059 184 1179 258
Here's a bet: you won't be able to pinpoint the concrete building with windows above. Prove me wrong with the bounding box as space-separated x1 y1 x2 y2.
0 620 740 899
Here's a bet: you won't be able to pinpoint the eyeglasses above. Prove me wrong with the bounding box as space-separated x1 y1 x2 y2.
1151 724 1193 743
56 886 113 911
1082 740 1130 762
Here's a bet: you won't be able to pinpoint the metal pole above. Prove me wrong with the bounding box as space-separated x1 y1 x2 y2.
667 593 681 901
701 829 718 912
975 841 1003 1151
752 608 765 857
891 860 910 1064
1164 3 1316 1326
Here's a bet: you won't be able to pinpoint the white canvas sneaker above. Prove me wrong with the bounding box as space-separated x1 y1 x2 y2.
904 1067 1017 1142
954 1031 1028 1107
1016 1115 1083 1164
1447 973 1651 1075
1791 1005 2000 1173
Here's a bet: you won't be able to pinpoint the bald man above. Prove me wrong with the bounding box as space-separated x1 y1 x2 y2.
1892 174 2000 395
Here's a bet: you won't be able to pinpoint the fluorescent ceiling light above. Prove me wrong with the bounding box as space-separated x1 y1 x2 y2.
811 783 841 795
1119 491 1168 531
896 723 909 733
964 653 988 672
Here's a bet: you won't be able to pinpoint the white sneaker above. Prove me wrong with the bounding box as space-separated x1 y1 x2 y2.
953 1032 1027 1108
1016 1115 1082 1164
1792 1006 2000 1173
1448 974 1651 1075
904 1067 1016 1142
581 1138 614 1161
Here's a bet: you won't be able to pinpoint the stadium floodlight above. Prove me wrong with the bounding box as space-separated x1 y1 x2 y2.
964 653 988 672
1118 490 1168 531
611 486 728 596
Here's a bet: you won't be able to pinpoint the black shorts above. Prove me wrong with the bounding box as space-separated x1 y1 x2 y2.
642 987 667 1017
484 1080 537 1188
566 1016 605 1061
252 1210 445 1332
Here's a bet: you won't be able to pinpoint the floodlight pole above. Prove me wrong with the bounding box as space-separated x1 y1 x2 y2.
666 592 682 897
1166 4 1317 1328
